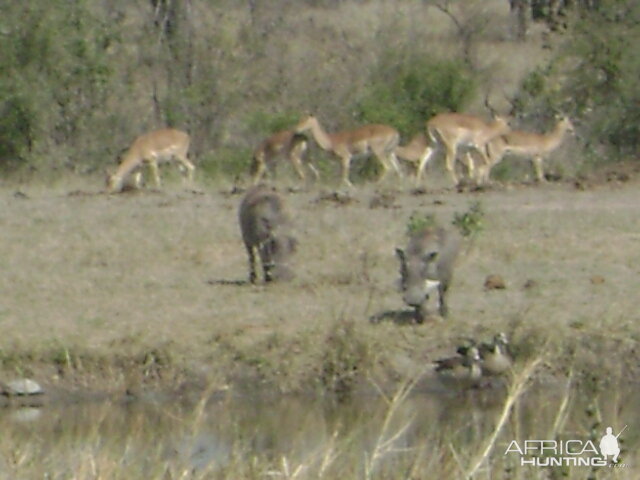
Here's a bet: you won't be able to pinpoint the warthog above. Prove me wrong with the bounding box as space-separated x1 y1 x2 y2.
239 185 297 283
395 227 461 319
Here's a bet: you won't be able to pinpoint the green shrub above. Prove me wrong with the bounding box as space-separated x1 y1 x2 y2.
406 212 438 236
354 55 476 137
198 147 253 181
452 201 484 238
513 0 640 159
246 111 303 135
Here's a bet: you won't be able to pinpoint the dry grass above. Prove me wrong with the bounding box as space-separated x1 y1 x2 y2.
1 170 640 397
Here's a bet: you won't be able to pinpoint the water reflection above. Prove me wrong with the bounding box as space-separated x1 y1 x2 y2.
0 385 637 478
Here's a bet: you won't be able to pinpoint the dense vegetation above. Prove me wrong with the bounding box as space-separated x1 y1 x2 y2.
0 0 637 180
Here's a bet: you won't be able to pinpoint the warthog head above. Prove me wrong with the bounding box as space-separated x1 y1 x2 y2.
259 233 298 282
395 227 460 319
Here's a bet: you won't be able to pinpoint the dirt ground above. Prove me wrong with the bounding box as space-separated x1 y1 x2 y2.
1 169 639 397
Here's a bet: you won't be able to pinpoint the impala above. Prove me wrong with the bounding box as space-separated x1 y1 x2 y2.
294 115 402 187
106 128 195 193
251 129 318 184
419 113 510 186
395 133 431 179
478 116 575 184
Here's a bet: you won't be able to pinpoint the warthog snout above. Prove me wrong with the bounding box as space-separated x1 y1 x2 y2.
239 185 297 284
396 227 460 318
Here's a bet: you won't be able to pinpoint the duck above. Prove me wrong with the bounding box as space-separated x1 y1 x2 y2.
478 332 513 376
456 332 513 377
434 346 483 389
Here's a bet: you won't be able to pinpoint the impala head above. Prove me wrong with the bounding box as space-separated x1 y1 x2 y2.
396 230 442 309
106 172 123 193
491 115 511 133
294 115 318 134
557 116 575 134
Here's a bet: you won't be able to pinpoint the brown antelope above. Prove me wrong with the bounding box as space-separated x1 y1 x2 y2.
251 130 319 184
395 227 461 319
477 116 575 184
239 185 297 284
395 133 431 180
106 128 194 193
419 113 510 186
294 115 402 188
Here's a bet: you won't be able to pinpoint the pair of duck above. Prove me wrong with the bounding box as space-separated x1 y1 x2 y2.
434 333 513 389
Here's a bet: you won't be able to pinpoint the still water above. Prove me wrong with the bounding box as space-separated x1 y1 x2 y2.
0 384 637 479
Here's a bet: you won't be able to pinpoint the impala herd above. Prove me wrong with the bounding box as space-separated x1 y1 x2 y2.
106 110 574 193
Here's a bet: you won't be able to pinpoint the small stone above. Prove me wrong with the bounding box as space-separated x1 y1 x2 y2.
1 379 44 396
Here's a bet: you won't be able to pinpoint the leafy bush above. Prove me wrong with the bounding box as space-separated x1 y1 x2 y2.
406 212 438 236
354 55 476 137
198 147 253 181
513 0 640 159
452 201 484 238
246 111 303 136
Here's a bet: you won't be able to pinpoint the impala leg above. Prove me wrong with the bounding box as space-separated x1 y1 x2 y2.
178 154 195 182
149 160 162 187
252 154 266 185
532 156 545 182
388 152 403 178
372 149 390 183
307 162 320 182
415 146 433 185
340 155 354 188
444 145 458 186
460 152 475 182
289 154 307 182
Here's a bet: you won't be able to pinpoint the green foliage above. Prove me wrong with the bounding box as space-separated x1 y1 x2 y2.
198 147 253 181
452 201 484 238
406 212 438 236
0 2 118 172
355 55 476 137
514 0 640 159
246 111 303 135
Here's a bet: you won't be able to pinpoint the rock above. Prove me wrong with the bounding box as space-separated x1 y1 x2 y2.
1 378 44 396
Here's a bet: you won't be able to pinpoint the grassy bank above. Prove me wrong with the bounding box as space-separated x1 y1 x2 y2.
1 172 639 399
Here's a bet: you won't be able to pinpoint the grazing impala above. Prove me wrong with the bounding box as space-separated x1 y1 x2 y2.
395 133 431 180
106 128 195 193
294 115 402 187
478 116 575 184
419 113 510 186
251 129 318 184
